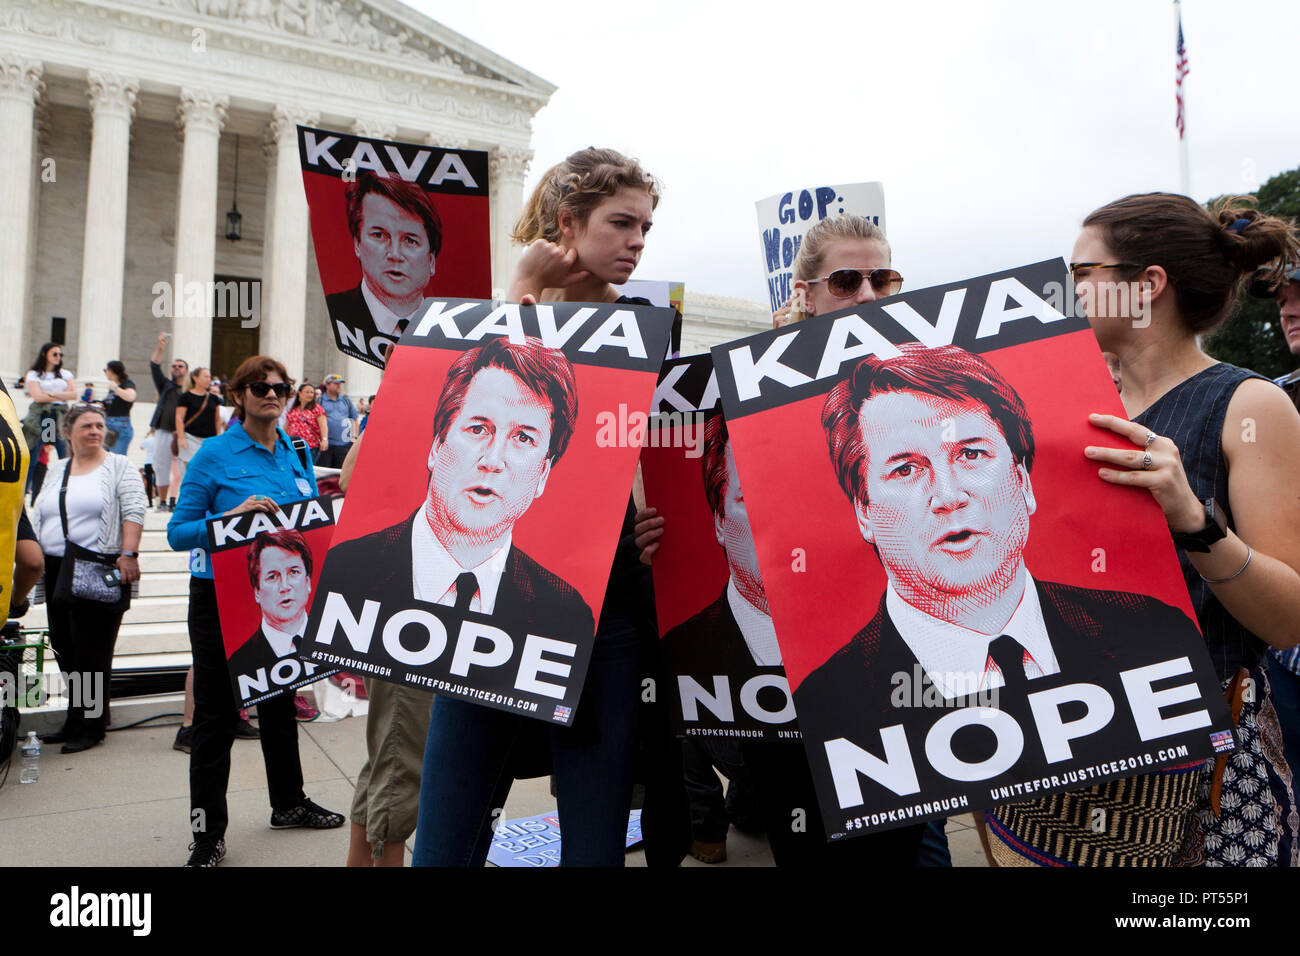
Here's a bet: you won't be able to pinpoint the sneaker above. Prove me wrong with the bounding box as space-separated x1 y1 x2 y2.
270 798 345 830
689 839 727 864
173 725 193 753
293 694 319 722
184 839 226 867
234 716 260 739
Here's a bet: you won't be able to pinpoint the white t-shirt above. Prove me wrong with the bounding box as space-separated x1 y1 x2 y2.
26 369 74 398
37 465 105 557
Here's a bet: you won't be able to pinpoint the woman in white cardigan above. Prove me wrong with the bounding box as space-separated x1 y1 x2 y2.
31 404 146 753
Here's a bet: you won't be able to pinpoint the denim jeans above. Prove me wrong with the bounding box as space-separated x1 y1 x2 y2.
103 416 133 454
412 624 643 867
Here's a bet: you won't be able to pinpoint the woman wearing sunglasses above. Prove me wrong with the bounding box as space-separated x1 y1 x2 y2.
772 215 903 327
168 355 345 867
985 194 1300 867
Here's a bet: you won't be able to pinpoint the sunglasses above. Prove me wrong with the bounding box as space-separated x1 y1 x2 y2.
1068 261 1141 277
809 268 904 299
245 381 291 399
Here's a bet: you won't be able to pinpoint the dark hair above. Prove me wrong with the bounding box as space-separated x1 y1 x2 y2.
246 529 313 588
822 343 1035 506
228 355 293 421
1083 193 1300 335
63 403 106 436
431 337 578 464
512 147 659 245
701 415 730 518
105 360 127 380
291 382 318 413
30 342 63 377
345 170 443 258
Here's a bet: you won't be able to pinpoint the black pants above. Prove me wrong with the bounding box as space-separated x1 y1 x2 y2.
317 444 351 468
188 577 303 842
42 556 123 740
682 738 762 842
741 738 923 867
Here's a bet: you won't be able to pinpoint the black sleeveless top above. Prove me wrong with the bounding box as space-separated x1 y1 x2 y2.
1133 363 1268 681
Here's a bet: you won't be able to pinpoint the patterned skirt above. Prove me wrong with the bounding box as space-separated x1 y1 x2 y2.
985 666 1298 867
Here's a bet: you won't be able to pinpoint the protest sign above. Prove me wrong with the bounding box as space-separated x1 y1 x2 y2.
302 299 674 726
755 182 886 314
486 810 643 867
711 259 1234 837
298 126 491 368
640 353 797 739
206 496 341 707
614 279 685 356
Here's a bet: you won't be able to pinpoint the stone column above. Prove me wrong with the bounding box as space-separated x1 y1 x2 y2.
0 57 42 382
341 120 399 398
171 89 228 368
489 146 532 296
75 72 138 383
260 105 317 379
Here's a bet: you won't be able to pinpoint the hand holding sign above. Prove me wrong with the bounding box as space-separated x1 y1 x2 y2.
227 494 281 518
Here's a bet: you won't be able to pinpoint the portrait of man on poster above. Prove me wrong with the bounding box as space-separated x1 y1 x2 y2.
227 529 314 681
325 170 442 360
795 343 1195 714
661 415 782 674
324 336 594 638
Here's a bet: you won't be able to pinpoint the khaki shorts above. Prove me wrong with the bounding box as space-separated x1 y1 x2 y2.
350 678 434 849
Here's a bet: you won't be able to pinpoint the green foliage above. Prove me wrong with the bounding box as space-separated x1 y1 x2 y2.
1202 166 1299 380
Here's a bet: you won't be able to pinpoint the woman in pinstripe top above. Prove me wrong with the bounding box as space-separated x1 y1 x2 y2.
988 194 1300 867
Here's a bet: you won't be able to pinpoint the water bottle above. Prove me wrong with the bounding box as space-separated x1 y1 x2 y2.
18 731 40 784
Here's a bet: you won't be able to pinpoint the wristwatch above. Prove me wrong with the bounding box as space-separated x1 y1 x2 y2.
1171 498 1228 553
120 550 138 558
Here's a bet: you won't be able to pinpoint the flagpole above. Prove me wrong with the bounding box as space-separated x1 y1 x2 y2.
1174 0 1191 195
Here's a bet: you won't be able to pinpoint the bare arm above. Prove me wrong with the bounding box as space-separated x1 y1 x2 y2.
24 378 53 403
175 404 187 448
12 539 43 607
339 430 363 493
111 383 137 402
150 331 167 366
1204 380 1300 649
318 410 329 447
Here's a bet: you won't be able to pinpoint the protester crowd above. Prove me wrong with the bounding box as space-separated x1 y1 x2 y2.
4 143 1300 871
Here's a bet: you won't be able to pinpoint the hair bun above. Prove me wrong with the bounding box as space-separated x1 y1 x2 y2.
1212 197 1299 276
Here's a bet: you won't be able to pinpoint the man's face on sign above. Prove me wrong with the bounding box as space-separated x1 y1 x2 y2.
354 192 435 309
427 367 553 546
714 442 766 607
253 546 311 632
853 390 1035 613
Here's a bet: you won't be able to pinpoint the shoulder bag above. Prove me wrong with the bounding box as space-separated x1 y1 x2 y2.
171 392 211 456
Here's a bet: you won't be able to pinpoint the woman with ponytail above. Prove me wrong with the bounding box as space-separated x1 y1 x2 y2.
986 194 1300 867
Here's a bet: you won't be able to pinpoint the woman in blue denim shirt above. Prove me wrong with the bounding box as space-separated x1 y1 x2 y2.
167 354 345 867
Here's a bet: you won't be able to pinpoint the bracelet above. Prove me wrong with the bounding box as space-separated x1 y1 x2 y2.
1198 545 1252 584
120 550 138 558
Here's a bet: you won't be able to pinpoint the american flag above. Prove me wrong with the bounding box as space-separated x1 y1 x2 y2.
1175 5 1190 138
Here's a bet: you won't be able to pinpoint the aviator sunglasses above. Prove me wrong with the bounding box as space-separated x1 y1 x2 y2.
809 268 904 299
245 381 292 399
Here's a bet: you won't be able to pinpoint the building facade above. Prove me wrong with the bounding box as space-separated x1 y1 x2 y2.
1 0 552 399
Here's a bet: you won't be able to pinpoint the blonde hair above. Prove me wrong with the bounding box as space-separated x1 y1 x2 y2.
788 215 890 323
512 147 659 245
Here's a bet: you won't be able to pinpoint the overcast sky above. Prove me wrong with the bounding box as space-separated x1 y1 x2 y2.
412 0 1296 307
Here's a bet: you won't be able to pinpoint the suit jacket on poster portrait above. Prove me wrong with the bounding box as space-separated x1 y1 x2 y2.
325 284 398 360
319 510 596 649
226 625 294 698
659 588 757 679
792 579 1205 802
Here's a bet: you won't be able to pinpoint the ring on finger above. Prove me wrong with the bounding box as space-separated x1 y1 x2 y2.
1141 451 1153 470
1144 431 1157 447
